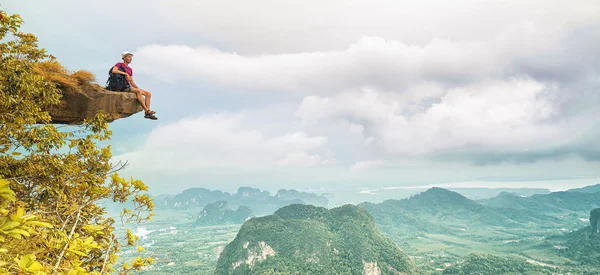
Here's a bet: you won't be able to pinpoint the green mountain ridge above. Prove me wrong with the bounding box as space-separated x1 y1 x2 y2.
215 204 418 275
480 190 600 213
566 184 600 194
359 187 562 239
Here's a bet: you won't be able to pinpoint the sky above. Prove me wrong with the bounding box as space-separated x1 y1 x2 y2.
3 0 600 195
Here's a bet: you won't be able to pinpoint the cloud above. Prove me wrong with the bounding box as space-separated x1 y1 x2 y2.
155 0 600 54
352 160 386 171
125 2 600 166
277 152 337 167
296 78 590 157
133 37 501 93
113 112 335 174
133 23 600 100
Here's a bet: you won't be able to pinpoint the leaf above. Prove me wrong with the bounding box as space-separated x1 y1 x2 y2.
0 221 20 231
67 248 87 257
5 232 22 239
25 221 53 228
0 180 15 202
9 228 30 237
15 254 36 269
25 260 42 272
9 207 25 221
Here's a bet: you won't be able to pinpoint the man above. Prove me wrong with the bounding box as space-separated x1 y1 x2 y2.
111 51 157 120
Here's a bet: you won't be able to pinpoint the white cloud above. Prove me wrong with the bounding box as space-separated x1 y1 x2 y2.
296 78 577 156
134 37 500 93
113 112 334 173
277 152 336 167
352 160 386 171
155 0 600 54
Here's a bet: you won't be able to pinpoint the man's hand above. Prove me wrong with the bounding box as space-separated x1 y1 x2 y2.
126 75 132 81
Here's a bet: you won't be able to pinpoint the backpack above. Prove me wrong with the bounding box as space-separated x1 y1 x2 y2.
105 64 130 91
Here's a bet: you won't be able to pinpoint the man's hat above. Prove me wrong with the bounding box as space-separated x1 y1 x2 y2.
122 51 133 58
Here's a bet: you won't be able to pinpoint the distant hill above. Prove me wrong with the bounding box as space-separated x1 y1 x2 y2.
195 201 254 226
359 188 562 238
164 187 231 208
151 186 329 216
442 253 552 275
275 189 329 206
480 190 600 213
448 187 550 200
325 187 550 206
215 204 418 275
566 184 600 194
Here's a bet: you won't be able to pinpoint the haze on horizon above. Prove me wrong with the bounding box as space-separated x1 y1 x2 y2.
3 0 600 194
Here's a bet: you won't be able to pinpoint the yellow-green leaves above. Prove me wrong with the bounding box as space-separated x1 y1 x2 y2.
15 254 45 274
0 206 52 242
0 180 15 202
126 229 137 246
67 236 101 257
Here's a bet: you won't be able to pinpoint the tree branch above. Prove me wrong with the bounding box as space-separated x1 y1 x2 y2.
53 207 81 272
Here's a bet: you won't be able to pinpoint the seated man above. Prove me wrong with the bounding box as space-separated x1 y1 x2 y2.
111 51 157 120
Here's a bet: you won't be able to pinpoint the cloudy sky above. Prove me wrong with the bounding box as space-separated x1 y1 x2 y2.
4 0 600 194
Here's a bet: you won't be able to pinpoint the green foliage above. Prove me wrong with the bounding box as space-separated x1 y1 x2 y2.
442 253 551 275
0 10 154 274
273 203 328 222
215 204 418 275
555 226 600 266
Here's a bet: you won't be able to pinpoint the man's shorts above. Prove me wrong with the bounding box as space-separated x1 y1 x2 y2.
121 86 131 92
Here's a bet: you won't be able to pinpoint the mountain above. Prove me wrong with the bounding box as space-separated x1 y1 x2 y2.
480 190 600 213
152 186 329 216
566 184 600 194
215 204 418 275
359 188 562 238
478 192 565 213
195 201 254 226
448 188 550 200
442 253 551 275
324 187 550 207
275 189 329 206
235 187 271 199
165 187 231 209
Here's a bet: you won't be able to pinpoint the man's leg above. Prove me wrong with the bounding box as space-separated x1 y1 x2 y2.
140 89 152 111
130 87 149 112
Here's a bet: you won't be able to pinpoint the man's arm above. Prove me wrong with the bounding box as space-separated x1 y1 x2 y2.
111 65 136 87
111 66 128 76
129 77 140 89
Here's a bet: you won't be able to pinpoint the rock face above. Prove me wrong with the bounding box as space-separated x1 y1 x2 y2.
591 208 600 233
46 84 143 124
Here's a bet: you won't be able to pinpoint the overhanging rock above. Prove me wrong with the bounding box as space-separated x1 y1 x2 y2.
45 84 143 124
